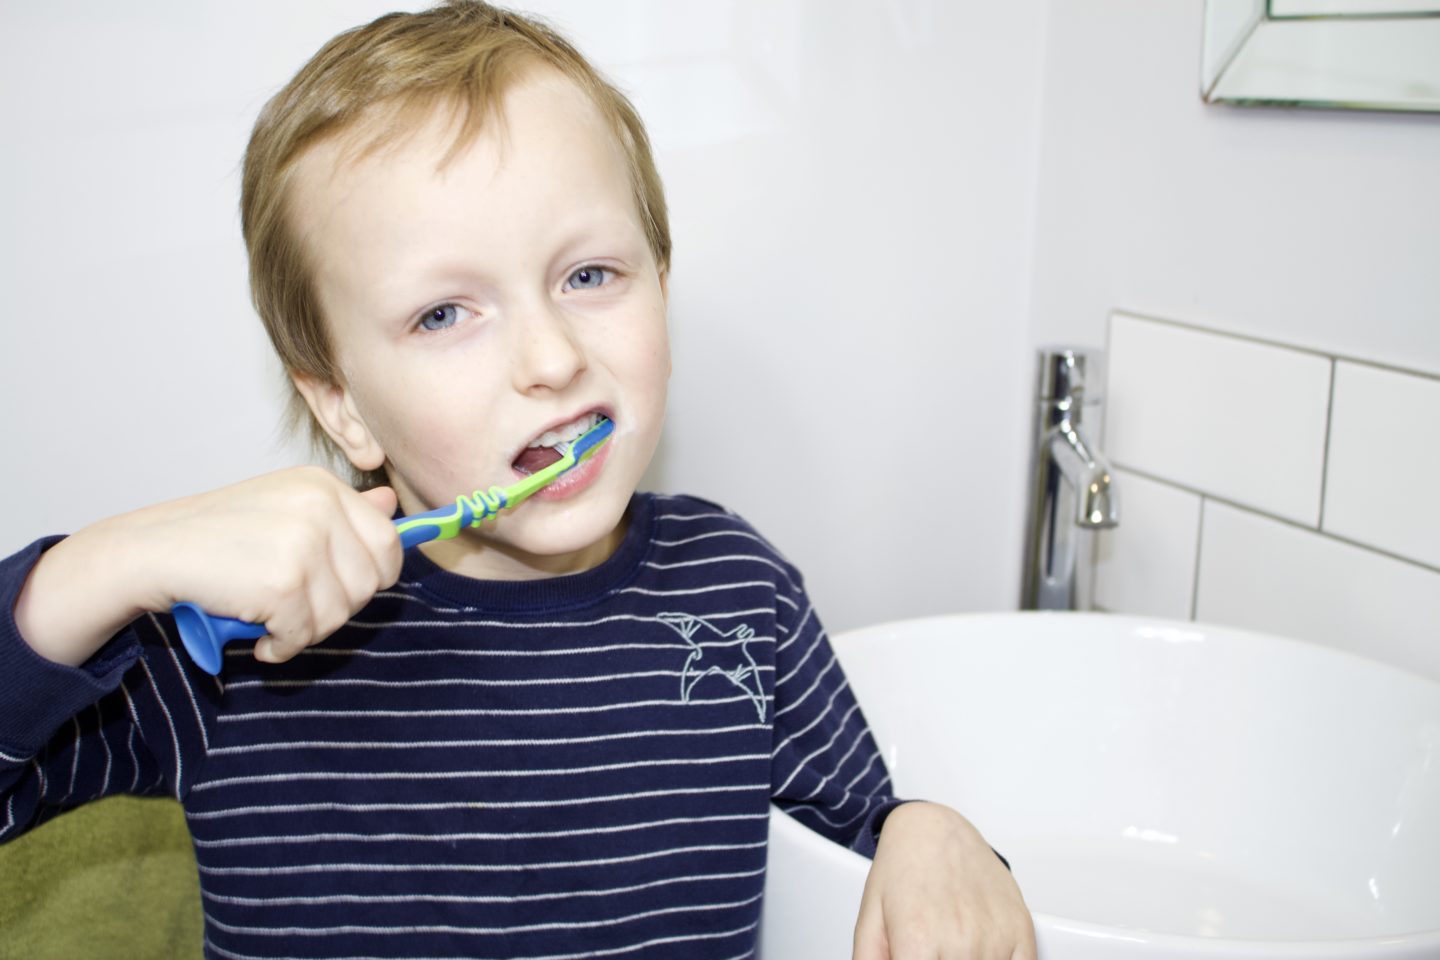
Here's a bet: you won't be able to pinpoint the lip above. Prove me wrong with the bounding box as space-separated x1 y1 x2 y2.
529 435 613 502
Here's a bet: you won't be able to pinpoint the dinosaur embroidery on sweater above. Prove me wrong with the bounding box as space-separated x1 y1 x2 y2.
656 612 767 722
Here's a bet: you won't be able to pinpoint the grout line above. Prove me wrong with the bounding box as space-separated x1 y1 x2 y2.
1110 309 1440 383
1191 498 1206 622
1111 461 1440 577
1317 358 1337 531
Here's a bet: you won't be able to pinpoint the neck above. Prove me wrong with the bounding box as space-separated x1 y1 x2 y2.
417 509 629 582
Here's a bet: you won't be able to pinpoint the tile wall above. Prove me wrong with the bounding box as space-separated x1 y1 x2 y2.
1093 312 1440 682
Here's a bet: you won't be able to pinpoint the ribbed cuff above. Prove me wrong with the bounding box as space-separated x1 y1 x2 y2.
852 798 910 858
864 798 1012 871
0 536 140 757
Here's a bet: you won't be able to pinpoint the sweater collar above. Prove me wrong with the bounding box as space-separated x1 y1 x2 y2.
394 493 655 614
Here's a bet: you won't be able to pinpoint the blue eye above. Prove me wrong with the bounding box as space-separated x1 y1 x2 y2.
566 266 609 291
419 304 464 332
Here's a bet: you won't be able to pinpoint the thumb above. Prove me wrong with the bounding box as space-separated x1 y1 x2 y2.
358 485 398 518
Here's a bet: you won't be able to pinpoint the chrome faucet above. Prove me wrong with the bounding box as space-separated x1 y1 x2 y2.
1021 347 1120 610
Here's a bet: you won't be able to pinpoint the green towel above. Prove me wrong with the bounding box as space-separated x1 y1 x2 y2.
0 795 203 959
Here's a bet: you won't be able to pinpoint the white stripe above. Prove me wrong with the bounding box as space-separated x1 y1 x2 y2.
370 587 467 614
204 892 764 938
643 553 799 590
618 580 773 598
188 783 767 821
289 637 768 660
137 655 184 798
217 692 772 724
775 626 829 687
190 753 768 793
1 795 13 838
30 758 46 803
773 653 839 720
0 747 28 763
193 812 768 849
197 840 766 876
206 723 763 756
653 510 734 523
783 799 869 831
845 747 886 792
203 921 758 960
67 716 81 799
340 607 777 631
775 603 816 653
151 612 210 752
200 866 766 907
222 666 770 692
120 681 141 792
95 702 112 799
771 688 855 762
652 530 773 550
808 717 873 805
773 701 862 796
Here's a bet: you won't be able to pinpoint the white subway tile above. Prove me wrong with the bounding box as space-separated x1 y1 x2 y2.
1093 468 1202 619
1196 501 1440 683
1324 362 1440 570
1106 313 1332 526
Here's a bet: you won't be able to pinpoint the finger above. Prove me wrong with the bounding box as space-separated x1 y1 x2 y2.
357 484 398 518
256 562 334 662
852 898 890 960
342 487 404 588
326 513 387 614
303 564 357 648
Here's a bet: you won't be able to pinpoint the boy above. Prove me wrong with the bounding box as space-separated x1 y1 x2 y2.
0 2 1034 957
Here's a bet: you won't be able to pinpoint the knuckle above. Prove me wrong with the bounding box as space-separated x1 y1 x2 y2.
318 605 352 639
265 567 308 599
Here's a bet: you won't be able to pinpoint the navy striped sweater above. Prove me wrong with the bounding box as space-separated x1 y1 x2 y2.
0 493 899 959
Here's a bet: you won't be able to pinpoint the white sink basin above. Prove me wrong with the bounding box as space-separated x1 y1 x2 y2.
761 612 1440 959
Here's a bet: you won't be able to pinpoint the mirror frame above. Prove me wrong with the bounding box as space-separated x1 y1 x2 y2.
1202 0 1440 113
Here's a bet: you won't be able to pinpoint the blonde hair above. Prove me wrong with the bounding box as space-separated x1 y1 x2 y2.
241 0 670 489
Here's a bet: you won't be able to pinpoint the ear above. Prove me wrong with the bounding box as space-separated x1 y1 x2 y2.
291 372 386 472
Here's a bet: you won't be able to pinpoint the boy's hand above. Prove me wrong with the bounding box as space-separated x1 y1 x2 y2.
15 467 403 667
853 801 1037 960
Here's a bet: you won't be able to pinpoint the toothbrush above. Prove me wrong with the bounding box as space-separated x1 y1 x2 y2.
171 415 613 675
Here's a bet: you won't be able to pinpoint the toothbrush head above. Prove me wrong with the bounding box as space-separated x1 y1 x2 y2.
556 414 614 469
471 414 614 522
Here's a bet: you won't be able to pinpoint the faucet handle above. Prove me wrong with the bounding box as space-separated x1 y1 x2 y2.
1037 347 1104 404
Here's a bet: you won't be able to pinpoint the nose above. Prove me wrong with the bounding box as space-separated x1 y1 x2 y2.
510 300 587 394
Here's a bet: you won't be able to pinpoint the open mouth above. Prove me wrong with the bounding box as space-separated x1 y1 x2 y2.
512 411 609 476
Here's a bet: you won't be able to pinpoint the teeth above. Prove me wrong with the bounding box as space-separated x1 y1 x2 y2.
527 412 604 450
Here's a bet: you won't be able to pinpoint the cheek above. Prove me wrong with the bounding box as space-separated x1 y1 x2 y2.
621 309 672 386
353 364 482 467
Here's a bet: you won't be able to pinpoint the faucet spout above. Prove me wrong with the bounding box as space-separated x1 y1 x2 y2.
1049 419 1119 529
1021 346 1120 611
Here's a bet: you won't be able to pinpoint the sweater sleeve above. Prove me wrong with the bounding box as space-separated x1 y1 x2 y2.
0 536 217 844
768 567 903 858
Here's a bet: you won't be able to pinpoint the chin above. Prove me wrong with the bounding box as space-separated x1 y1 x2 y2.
509 493 629 559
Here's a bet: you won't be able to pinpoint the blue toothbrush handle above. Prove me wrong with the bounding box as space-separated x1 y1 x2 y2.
171 603 267 676
169 415 611 675
171 508 457 675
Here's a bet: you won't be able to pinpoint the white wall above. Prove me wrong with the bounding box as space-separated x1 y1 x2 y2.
1027 1 1440 375
1027 2 1440 677
0 2 1049 632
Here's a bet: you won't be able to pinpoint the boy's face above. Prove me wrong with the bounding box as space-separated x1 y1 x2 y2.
290 67 670 579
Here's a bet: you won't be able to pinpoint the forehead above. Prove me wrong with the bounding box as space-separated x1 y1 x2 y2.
289 66 634 238
286 67 642 310
334 65 621 180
